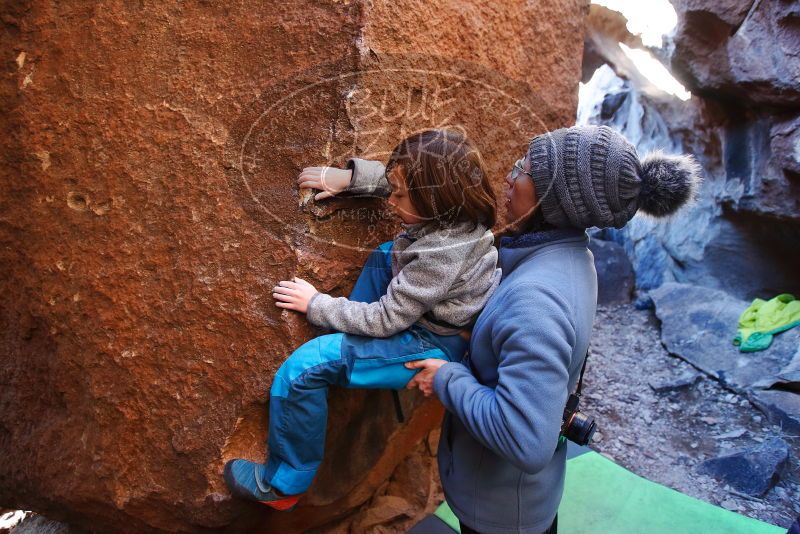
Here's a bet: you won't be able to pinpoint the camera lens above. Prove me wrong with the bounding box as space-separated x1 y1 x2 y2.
565 412 597 446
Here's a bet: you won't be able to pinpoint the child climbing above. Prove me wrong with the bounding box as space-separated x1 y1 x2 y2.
224 129 501 511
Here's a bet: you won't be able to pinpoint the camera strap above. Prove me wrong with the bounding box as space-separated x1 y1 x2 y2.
563 350 590 417
575 350 590 397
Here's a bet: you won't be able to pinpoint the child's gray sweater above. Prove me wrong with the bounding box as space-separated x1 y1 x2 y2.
306 158 500 338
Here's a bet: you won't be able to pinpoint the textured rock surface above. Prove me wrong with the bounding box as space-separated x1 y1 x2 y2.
648 371 702 393
771 115 800 176
582 5 654 92
699 438 790 496
666 0 800 221
750 346 800 434
584 78 800 298
671 0 800 107
750 390 800 436
674 0 754 27
651 282 800 439
720 111 800 222
588 238 634 305
581 65 787 298
0 1 588 532
315 430 443 533
651 283 800 392
581 8 800 300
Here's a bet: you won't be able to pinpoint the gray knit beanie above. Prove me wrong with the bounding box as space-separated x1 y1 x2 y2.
528 125 701 229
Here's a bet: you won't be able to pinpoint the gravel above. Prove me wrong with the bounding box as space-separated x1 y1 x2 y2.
584 304 800 529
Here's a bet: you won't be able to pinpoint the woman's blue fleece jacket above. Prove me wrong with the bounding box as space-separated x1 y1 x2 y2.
433 229 598 534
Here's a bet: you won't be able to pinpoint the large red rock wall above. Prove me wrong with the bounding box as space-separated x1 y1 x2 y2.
0 1 587 532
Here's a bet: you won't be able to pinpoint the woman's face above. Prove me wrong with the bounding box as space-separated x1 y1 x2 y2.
504 155 538 226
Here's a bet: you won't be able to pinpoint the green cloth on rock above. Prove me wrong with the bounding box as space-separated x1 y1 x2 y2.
734 293 800 352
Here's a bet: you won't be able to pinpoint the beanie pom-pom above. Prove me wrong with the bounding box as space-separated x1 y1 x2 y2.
638 151 702 217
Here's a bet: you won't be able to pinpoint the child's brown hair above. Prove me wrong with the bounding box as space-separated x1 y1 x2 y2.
385 128 496 228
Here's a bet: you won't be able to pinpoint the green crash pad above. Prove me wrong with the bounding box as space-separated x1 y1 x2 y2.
559 451 782 534
434 449 783 534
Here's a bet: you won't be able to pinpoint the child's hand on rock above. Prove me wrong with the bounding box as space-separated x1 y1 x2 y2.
297 166 352 201
273 277 318 313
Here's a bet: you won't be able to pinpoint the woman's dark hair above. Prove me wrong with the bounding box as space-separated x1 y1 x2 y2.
385 128 496 228
519 205 556 233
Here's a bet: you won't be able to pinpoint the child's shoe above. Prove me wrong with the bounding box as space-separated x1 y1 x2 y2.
223 459 301 511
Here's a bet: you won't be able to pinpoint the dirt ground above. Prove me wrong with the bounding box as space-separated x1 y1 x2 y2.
584 303 800 529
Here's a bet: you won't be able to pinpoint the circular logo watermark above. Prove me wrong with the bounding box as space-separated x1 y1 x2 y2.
225 53 557 254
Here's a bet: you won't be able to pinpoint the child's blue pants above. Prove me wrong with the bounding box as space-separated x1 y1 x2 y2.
263 242 468 495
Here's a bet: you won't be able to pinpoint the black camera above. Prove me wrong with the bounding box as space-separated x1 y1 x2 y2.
561 392 597 446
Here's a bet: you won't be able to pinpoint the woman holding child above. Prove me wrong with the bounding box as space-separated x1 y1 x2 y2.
226 126 699 534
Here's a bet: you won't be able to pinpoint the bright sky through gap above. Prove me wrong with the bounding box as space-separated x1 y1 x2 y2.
620 44 692 100
592 0 678 47
590 0 691 100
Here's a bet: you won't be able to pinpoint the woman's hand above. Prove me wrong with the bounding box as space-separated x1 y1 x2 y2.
273 277 318 313
405 359 448 397
298 166 353 201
